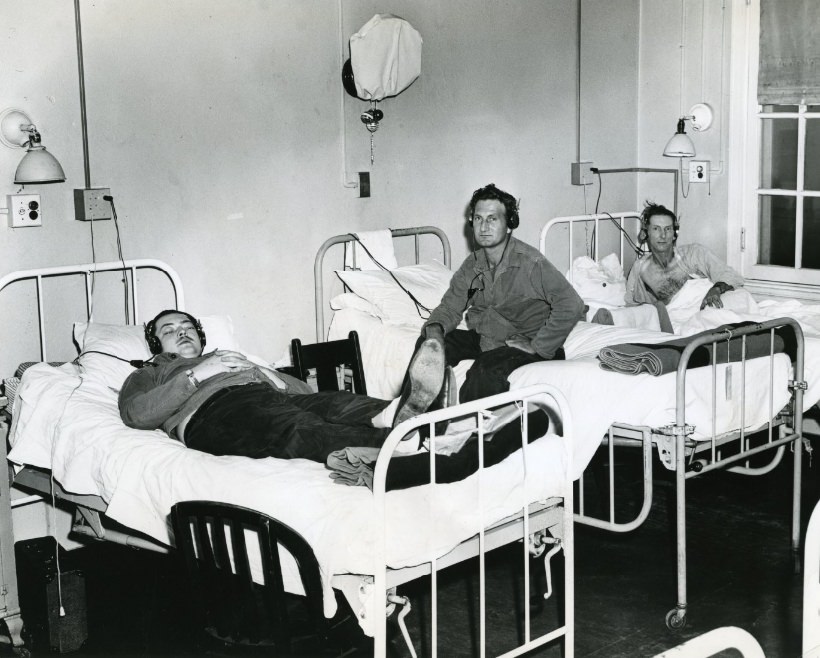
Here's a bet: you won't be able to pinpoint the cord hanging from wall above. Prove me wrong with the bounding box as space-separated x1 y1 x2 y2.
342 14 422 166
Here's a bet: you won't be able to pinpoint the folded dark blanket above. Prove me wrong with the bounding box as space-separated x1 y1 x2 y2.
598 321 786 376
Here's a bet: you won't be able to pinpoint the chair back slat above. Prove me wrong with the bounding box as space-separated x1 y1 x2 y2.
291 330 367 394
170 501 329 650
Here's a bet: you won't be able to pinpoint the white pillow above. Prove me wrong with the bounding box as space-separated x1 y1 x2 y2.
336 261 453 326
74 315 240 390
329 292 381 317
568 254 627 307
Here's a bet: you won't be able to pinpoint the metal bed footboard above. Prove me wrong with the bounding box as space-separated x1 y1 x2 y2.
574 317 806 630
314 226 451 341
368 384 574 658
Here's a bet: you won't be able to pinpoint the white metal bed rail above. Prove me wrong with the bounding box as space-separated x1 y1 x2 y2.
805 499 820 658
0 259 184 362
653 626 764 657
371 384 575 658
573 317 806 631
539 211 641 278
313 226 451 341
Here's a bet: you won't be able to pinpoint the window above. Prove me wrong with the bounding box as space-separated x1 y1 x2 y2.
728 0 820 296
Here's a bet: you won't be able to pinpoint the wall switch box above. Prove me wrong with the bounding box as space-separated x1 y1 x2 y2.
7 194 42 227
689 160 711 183
74 188 112 221
571 161 595 186
358 172 370 198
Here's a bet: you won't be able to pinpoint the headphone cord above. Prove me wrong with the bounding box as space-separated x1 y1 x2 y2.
74 350 158 368
347 234 432 317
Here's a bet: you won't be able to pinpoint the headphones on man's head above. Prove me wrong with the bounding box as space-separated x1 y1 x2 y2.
466 183 520 230
638 201 679 245
144 309 207 355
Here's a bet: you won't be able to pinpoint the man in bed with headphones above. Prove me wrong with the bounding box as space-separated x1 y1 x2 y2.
625 201 744 309
393 183 585 427
118 310 397 462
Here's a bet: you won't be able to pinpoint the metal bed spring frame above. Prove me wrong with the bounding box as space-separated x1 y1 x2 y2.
542 213 810 630
1 259 574 658
313 226 451 341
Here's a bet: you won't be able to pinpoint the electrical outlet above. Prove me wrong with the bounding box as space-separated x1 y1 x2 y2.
74 188 112 221
571 161 596 186
688 160 711 183
7 194 42 228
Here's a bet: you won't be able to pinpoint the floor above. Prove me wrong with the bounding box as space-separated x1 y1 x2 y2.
7 434 818 658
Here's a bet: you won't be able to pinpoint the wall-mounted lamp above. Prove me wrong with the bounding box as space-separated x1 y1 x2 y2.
662 103 713 158
0 108 66 184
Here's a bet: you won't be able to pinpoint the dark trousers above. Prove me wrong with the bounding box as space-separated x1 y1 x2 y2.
385 411 551 490
185 383 392 462
417 329 562 403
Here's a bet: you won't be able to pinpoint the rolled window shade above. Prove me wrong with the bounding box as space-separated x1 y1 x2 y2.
758 0 820 105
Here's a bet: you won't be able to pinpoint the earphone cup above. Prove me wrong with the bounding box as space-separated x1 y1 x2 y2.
195 321 206 350
147 334 162 355
507 212 519 229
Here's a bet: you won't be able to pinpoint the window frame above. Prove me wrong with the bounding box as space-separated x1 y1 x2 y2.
727 0 820 300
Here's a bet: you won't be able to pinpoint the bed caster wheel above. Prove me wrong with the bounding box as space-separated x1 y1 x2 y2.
12 647 31 658
665 608 687 630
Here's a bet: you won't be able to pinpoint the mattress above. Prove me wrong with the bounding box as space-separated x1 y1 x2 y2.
7 366 581 630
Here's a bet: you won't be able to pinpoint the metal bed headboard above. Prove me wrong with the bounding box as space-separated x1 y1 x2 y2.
539 211 642 283
313 226 451 341
0 259 183 362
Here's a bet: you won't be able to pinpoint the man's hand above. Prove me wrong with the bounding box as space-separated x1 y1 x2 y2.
505 335 536 354
700 282 734 309
191 350 255 381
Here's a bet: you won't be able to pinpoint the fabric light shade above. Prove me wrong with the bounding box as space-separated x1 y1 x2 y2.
15 144 66 184
349 14 422 101
663 118 696 158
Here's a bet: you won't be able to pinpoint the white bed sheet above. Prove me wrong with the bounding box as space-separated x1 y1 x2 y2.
7 366 579 632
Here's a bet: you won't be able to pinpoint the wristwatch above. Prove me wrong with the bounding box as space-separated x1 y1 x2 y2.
185 369 200 388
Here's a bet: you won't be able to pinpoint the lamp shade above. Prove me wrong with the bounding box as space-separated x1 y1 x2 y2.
14 144 66 184
663 118 696 158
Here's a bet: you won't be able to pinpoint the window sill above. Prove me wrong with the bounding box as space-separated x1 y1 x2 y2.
745 279 820 303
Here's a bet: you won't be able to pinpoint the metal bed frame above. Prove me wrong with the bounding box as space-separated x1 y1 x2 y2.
1 258 574 657
313 226 451 341
805 498 820 657
542 213 809 629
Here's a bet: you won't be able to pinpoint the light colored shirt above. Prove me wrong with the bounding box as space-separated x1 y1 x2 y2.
625 243 744 305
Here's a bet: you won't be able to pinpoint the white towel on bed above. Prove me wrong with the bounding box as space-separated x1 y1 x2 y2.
344 230 398 270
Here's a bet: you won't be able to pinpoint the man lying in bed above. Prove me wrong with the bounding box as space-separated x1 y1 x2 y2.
394 183 585 427
626 202 744 310
119 309 396 462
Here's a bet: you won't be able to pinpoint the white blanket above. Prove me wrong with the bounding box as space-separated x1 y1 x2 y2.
8 368 577 634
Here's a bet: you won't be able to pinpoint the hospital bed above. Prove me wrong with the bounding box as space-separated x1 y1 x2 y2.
315 218 820 631
0 259 578 657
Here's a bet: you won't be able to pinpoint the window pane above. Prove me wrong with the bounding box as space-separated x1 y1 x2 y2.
803 197 820 270
758 195 795 266
807 120 820 191
809 105 820 112
760 119 798 189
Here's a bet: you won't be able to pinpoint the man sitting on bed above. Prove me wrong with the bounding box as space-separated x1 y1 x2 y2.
626 202 744 310
394 183 585 427
118 309 398 462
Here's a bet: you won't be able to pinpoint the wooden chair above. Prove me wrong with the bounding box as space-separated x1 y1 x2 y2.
290 331 367 394
171 501 347 654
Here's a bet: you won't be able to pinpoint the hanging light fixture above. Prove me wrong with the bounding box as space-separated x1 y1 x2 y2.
0 108 66 184
663 103 713 158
